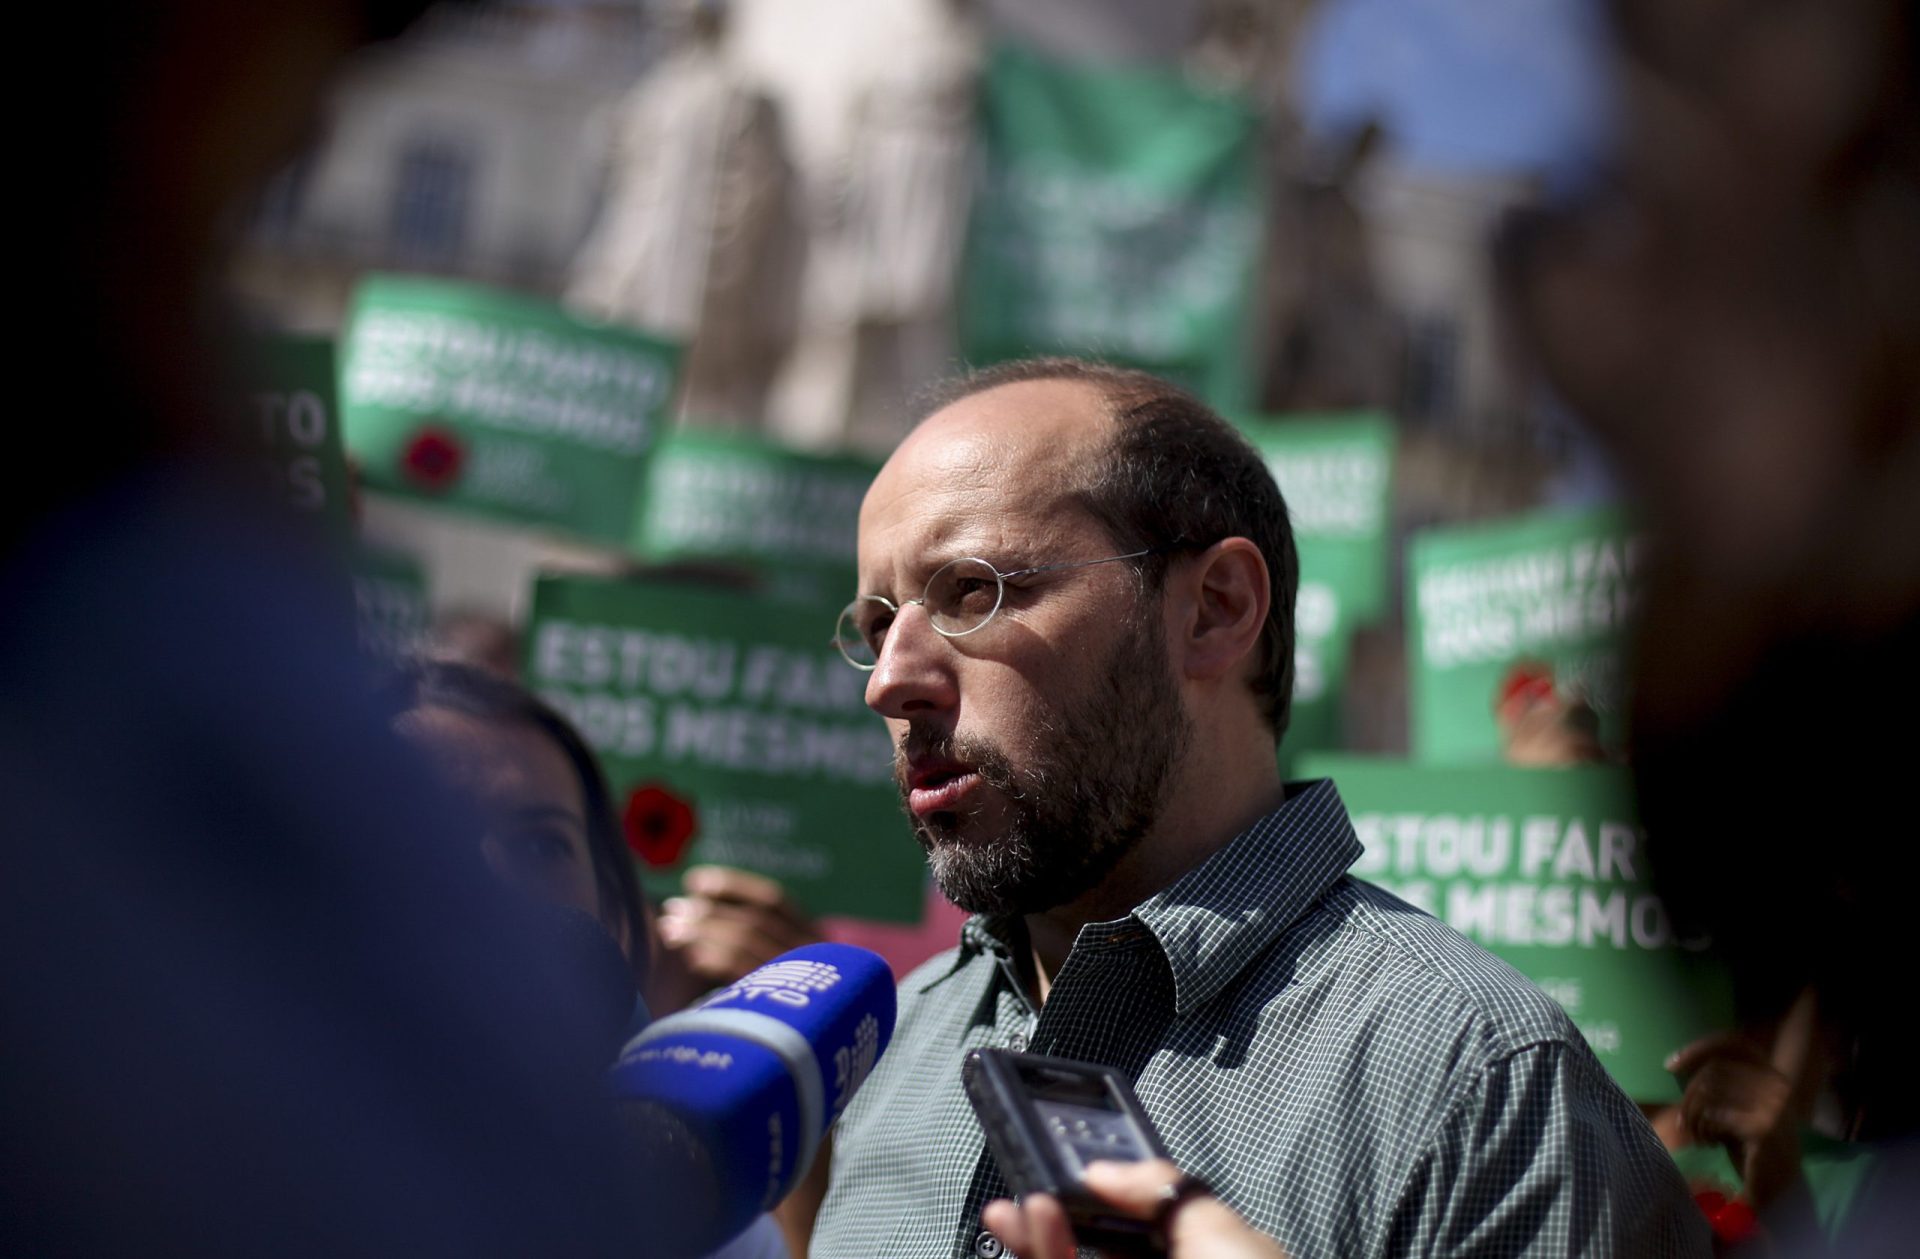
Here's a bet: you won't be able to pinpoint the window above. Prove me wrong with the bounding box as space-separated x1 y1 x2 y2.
250 151 312 241
1401 312 1460 424
389 136 475 264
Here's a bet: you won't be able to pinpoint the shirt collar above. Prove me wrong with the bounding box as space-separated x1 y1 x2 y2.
954 906 1023 981
1135 778 1361 1016
946 779 1361 1013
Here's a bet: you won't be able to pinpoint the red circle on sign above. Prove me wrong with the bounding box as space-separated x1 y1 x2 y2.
401 426 465 492
624 783 699 869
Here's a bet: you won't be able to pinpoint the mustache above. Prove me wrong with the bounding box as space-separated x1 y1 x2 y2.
892 724 1025 798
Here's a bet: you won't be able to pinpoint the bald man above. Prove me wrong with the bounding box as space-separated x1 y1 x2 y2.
808 359 1706 1259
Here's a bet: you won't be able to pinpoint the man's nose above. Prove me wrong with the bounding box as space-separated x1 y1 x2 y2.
864 604 958 720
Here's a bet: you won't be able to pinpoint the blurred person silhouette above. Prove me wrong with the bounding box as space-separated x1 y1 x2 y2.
565 0 798 428
389 661 650 982
390 660 801 1259
519 560 827 1019
1 2 658 1253
410 567 832 1251
1502 0 1920 1251
384 659 819 1008
1493 659 1608 767
409 603 826 1015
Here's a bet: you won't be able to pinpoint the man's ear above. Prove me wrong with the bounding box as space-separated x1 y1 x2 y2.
1170 538 1271 684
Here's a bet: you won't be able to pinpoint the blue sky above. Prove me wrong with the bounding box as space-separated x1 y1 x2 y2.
1297 0 1614 180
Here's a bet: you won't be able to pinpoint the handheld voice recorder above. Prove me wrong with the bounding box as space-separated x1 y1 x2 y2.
963 1049 1176 1257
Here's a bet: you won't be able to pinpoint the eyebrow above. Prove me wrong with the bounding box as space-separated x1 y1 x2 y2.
858 554 944 603
860 543 1047 601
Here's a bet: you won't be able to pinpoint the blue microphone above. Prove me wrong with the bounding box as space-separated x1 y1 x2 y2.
609 942 896 1255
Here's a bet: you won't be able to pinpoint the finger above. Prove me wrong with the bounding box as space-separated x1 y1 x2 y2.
1706 1081 1795 1141
1082 1163 1288 1259
1646 1102 1691 1150
1665 1031 1765 1076
1080 1159 1189 1217
683 896 819 942
1700 1106 1779 1142
657 893 788 934
670 886 818 945
980 1200 1031 1256
656 912 788 976
1770 985 1819 1080
1685 1059 1786 1102
982 1195 1077 1259
672 934 788 985
1679 1062 1728 1139
667 908 823 981
1680 1060 1793 1143
682 865 811 919
981 1200 1043 1258
658 900 818 958
1682 1076 1774 1145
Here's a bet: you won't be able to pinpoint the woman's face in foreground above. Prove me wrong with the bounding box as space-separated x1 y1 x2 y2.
399 706 602 927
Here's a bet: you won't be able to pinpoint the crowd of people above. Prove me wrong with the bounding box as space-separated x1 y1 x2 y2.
7 1 1915 1257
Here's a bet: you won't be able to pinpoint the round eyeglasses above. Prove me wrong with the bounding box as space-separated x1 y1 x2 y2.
832 547 1161 670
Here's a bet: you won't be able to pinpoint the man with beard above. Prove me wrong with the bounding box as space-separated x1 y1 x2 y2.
807 359 1706 1259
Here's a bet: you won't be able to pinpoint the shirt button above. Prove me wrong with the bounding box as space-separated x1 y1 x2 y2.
974 1230 1005 1258
1006 1032 1028 1052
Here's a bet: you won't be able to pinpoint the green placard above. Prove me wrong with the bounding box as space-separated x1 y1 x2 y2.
960 43 1265 410
1409 506 1641 763
1299 755 1730 1100
634 430 878 606
1236 414 1395 763
526 575 922 923
340 274 680 544
350 547 430 664
241 336 354 538
1247 412 1395 626
1284 590 1351 767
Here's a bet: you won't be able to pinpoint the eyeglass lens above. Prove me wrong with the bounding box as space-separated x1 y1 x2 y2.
833 557 1007 668
925 557 1004 634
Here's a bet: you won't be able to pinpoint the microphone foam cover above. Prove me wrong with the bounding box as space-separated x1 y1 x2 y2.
609 943 896 1244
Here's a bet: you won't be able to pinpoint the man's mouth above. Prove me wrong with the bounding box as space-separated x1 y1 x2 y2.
906 758 983 818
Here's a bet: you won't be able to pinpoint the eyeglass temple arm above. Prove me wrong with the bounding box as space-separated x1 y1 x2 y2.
1000 543 1178 582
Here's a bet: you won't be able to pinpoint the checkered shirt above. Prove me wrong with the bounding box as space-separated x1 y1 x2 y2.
810 779 1709 1259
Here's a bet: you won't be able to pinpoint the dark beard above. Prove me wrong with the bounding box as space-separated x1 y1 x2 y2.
892 611 1191 917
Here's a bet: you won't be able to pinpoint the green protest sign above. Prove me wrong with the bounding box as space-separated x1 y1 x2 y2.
1409 506 1641 763
1236 414 1395 762
1248 413 1395 625
350 547 430 664
526 575 922 922
1283 588 1352 767
960 43 1264 410
240 336 354 538
633 430 877 605
1298 755 1729 1100
340 274 680 545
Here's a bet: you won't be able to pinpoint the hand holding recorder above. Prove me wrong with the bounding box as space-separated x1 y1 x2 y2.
966 1050 1286 1259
